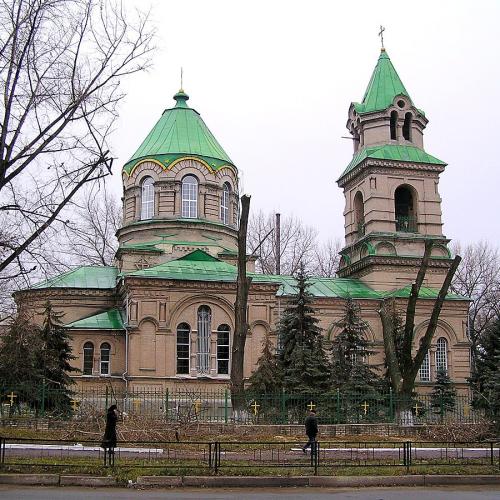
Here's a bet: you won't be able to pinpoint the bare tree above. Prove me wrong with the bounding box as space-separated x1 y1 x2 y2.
0 0 154 282
450 241 500 375
248 210 318 275
312 238 342 277
62 184 120 266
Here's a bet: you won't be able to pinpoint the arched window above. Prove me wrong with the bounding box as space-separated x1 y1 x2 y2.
83 342 94 375
197 306 211 374
100 342 111 376
176 323 191 374
419 350 431 382
436 337 448 374
395 186 417 232
390 111 398 140
403 112 412 141
217 324 230 374
353 191 365 237
182 175 198 218
141 177 154 220
220 182 231 224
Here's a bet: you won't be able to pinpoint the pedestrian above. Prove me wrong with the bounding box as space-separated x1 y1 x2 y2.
302 408 318 453
101 404 118 453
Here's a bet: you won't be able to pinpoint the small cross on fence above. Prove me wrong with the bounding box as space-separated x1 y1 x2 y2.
361 401 369 415
70 399 80 412
413 402 422 416
307 401 316 411
6 392 16 406
194 399 202 415
250 401 260 415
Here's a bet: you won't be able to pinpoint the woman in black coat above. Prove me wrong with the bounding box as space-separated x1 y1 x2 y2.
101 404 118 450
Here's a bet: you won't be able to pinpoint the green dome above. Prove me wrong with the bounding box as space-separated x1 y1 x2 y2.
123 90 235 175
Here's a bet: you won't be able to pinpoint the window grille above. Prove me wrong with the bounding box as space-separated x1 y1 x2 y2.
100 343 111 376
436 337 448 374
217 324 230 374
141 177 154 220
182 175 198 218
197 306 211 374
419 350 431 381
176 323 191 374
83 342 94 375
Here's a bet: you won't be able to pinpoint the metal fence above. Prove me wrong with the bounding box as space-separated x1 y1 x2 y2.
1 436 499 475
0 384 485 424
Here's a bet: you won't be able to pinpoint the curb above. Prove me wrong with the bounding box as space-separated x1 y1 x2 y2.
0 474 499 488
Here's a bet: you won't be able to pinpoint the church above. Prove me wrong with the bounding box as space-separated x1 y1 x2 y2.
15 48 470 394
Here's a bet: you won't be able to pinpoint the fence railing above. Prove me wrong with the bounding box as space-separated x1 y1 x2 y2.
1 437 499 475
0 385 485 424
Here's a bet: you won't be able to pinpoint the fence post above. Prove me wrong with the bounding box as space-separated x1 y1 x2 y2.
165 389 169 422
336 388 341 424
40 379 46 417
389 388 394 422
280 389 286 425
224 389 228 424
0 437 5 466
440 393 444 424
314 441 320 476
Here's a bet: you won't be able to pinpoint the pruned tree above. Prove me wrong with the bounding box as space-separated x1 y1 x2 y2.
379 242 461 403
450 242 500 383
430 368 457 416
248 210 318 275
0 0 154 283
246 333 281 394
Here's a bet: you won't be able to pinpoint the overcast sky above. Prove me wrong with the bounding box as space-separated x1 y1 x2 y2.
110 0 500 246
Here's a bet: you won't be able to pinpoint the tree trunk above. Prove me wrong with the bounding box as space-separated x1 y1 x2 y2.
231 194 252 416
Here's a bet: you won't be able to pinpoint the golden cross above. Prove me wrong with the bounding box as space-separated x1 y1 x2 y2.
250 401 260 415
132 399 141 410
361 401 369 415
70 399 80 412
307 401 316 411
378 25 385 49
7 392 16 406
413 402 422 416
463 404 470 417
194 399 202 414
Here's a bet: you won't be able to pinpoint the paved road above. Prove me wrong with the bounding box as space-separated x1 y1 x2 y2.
1 485 500 499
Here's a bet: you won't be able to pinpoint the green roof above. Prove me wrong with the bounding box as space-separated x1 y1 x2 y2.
353 49 414 115
382 285 466 301
339 144 446 180
123 90 235 175
126 250 380 299
30 266 118 290
66 309 124 330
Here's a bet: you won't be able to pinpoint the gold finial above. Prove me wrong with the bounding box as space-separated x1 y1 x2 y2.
378 25 386 51
180 67 184 92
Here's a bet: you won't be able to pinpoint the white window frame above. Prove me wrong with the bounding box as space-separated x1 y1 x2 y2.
419 350 431 382
216 324 230 375
220 183 230 224
83 342 94 376
197 306 211 374
182 175 198 218
100 342 111 376
176 323 191 375
141 177 155 220
435 337 448 374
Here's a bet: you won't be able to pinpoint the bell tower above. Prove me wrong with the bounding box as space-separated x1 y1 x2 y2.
337 48 453 290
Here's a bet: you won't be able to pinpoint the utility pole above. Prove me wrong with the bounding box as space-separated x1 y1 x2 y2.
275 212 281 275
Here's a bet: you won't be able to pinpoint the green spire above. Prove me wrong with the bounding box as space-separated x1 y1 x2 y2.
353 49 413 114
123 89 235 174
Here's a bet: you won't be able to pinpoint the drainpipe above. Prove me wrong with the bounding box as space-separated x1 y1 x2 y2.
122 290 130 391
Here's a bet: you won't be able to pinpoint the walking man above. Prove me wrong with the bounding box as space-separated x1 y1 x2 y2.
302 408 318 453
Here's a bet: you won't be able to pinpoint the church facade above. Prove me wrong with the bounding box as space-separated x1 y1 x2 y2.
15 49 471 394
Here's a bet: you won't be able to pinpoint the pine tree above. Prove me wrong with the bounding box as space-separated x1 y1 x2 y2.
278 266 330 393
247 333 281 394
330 298 381 394
430 368 457 415
38 301 77 413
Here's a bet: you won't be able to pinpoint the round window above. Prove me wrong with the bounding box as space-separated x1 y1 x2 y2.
397 100 405 108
